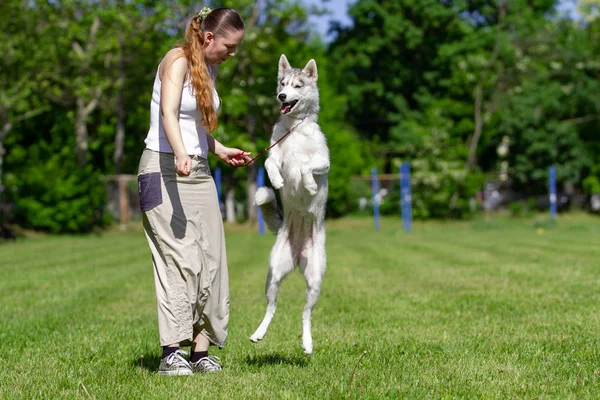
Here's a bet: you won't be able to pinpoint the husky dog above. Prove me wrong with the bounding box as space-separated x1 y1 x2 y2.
249 54 329 355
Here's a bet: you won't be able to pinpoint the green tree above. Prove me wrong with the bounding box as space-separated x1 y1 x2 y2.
0 0 49 223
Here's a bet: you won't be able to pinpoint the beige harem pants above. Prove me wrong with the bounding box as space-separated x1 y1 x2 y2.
138 148 229 348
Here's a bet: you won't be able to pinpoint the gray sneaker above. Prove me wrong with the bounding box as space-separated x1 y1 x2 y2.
191 356 222 373
158 349 193 376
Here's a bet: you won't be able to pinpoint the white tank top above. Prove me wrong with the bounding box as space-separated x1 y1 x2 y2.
145 63 220 158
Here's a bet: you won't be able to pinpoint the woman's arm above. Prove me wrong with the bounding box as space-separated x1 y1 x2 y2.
207 135 252 167
159 49 192 175
206 134 226 156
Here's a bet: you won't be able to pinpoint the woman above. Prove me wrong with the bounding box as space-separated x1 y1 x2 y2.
137 7 250 375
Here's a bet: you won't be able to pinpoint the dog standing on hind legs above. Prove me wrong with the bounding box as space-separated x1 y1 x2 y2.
249 54 329 355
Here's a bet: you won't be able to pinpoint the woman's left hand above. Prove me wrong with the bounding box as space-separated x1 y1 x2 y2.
218 147 252 167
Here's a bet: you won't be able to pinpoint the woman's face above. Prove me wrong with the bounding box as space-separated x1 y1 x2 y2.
204 29 245 65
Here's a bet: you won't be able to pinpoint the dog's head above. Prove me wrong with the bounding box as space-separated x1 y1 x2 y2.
277 54 319 117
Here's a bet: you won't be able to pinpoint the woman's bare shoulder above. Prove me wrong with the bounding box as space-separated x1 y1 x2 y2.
164 48 186 63
159 48 188 82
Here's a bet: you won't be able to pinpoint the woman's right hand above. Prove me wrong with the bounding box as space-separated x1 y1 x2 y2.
175 153 192 176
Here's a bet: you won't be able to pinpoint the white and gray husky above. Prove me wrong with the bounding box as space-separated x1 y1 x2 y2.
249 54 329 355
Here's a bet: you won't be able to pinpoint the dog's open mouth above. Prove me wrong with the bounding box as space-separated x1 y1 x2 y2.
280 100 298 114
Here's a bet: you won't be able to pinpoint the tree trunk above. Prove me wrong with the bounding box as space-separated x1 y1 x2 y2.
246 66 257 222
114 36 126 175
247 165 257 222
240 3 260 223
118 175 129 228
466 3 506 171
75 95 99 165
0 122 12 227
467 80 483 171
75 99 90 165
226 188 236 223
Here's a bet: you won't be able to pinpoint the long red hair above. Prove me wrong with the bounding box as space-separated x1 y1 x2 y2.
174 8 244 133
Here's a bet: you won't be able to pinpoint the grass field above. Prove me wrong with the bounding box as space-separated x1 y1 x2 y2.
1 214 600 399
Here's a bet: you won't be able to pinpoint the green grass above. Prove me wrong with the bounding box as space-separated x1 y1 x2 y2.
2 214 600 399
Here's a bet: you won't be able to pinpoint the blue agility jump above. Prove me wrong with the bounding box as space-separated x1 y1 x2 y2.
370 164 412 232
400 162 412 233
549 165 557 221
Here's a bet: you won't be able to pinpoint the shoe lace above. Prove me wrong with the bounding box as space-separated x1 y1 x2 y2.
166 349 192 369
197 355 222 370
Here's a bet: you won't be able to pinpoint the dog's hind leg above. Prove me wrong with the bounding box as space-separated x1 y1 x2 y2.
299 226 326 355
250 232 295 343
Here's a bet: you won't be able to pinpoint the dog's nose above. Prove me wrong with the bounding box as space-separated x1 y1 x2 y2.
278 93 286 102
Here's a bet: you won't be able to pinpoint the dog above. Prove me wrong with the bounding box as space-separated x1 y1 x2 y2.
249 54 329 355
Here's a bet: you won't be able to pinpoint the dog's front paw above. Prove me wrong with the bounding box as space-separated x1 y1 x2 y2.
304 181 318 196
271 175 284 190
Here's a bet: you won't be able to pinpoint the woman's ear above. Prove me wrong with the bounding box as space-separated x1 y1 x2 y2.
204 31 214 44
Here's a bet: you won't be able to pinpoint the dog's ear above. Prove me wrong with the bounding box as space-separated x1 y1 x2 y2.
302 59 318 82
278 54 292 78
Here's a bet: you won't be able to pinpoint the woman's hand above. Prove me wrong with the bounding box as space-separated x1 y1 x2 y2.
175 153 192 176
217 147 252 167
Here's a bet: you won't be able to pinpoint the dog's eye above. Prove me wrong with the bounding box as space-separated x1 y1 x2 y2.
294 84 303 89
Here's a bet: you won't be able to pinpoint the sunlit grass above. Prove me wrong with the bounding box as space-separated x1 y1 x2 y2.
1 214 600 398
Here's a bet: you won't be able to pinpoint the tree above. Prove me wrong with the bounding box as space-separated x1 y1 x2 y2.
0 0 49 223
35 0 121 165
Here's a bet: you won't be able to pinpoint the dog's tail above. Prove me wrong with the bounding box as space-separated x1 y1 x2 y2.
255 187 283 233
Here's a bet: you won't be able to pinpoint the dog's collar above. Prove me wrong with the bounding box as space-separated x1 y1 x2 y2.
286 115 306 127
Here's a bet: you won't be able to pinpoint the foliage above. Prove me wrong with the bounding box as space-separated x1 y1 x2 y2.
3 0 600 232
315 52 373 217
329 0 600 209
392 107 483 219
583 169 600 194
5 112 110 233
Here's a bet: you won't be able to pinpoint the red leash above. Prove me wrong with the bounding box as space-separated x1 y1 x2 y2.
242 118 305 167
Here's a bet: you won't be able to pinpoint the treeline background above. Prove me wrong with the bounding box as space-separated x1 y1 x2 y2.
2 0 600 233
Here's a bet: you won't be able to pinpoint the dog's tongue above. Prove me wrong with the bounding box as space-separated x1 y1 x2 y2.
280 103 292 114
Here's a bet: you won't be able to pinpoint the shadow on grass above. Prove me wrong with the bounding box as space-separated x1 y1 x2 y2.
133 354 162 372
132 353 309 373
245 353 309 367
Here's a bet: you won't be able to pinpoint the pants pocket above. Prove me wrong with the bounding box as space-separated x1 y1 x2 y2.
138 172 163 212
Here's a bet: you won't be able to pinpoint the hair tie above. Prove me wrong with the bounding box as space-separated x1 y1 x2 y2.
197 7 211 21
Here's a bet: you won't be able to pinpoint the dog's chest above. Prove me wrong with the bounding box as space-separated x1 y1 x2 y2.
279 133 313 182
279 131 314 159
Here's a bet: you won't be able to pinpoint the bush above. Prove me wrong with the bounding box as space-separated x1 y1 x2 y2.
583 174 600 195
324 125 373 218
387 106 486 220
509 201 524 217
5 147 110 233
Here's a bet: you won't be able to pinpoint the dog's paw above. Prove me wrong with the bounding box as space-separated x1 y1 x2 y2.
250 329 266 343
305 181 318 196
302 343 313 355
249 335 261 343
302 334 313 355
271 175 284 190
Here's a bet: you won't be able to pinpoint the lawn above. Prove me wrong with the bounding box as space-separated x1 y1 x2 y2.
1 214 600 399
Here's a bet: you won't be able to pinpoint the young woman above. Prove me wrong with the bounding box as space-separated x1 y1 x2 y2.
137 7 251 375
